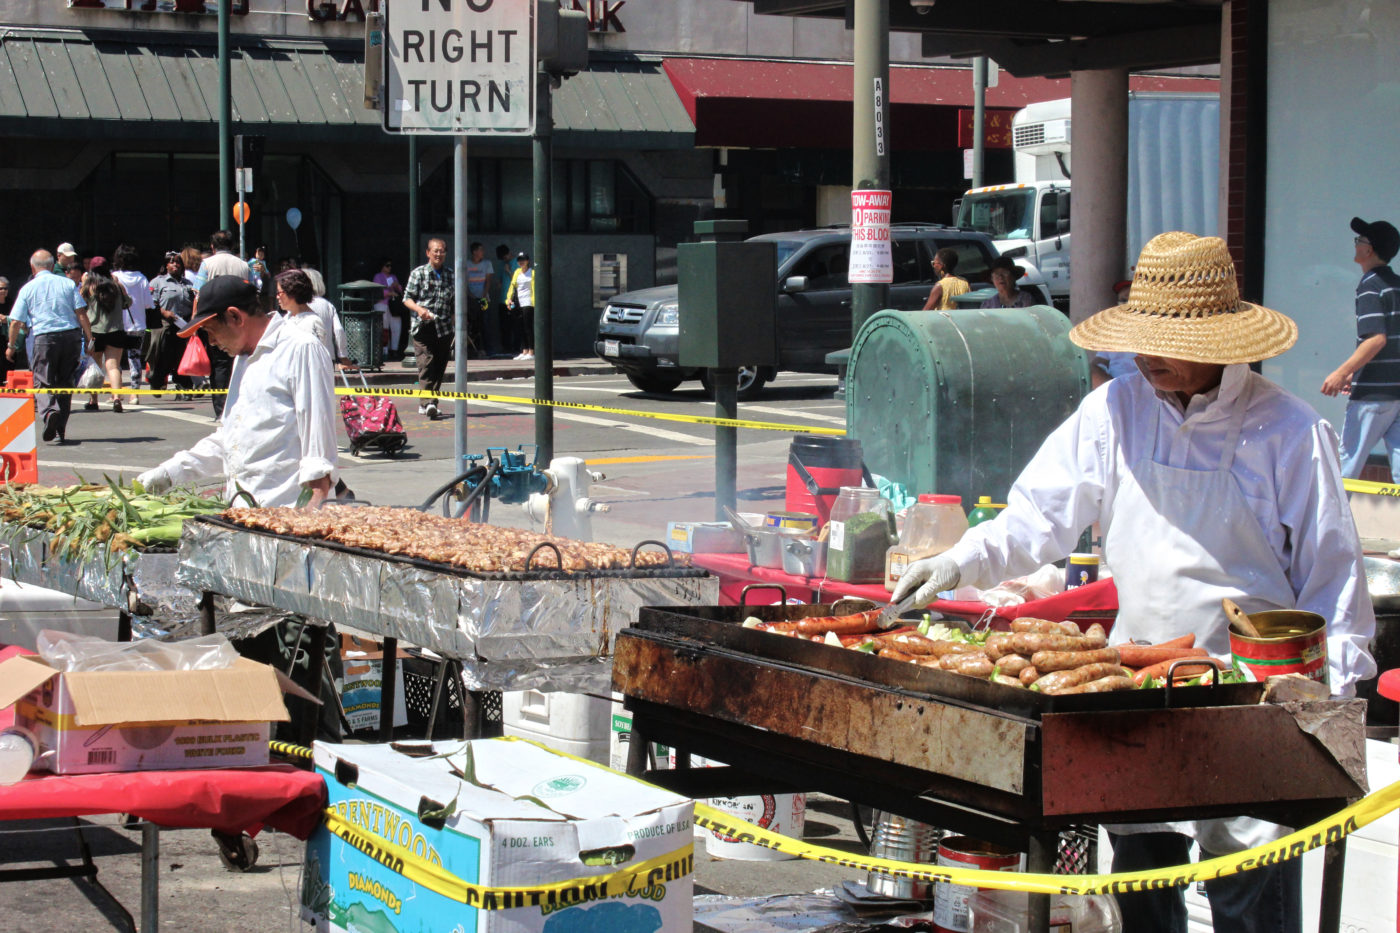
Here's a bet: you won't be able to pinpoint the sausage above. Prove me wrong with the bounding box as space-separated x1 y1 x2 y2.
940 654 995 678
1019 665 1040 685
1084 622 1107 642
995 654 1032 676
1117 645 1209 669
1010 618 1065 634
1033 662 1131 692
794 609 884 636
1031 647 1122 672
1009 631 1108 656
878 633 982 657
1047 675 1137 695
877 647 918 663
983 633 1016 660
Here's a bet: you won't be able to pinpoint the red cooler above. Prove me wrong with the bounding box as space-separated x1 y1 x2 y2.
786 435 866 525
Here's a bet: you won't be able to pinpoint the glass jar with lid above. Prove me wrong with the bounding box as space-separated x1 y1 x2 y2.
825 487 895 583
884 494 968 591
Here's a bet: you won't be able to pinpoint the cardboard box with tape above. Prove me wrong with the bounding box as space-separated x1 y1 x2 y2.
302 738 694 933
0 654 291 774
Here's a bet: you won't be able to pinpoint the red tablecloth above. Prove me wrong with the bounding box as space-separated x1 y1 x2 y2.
691 551 1118 627
0 764 326 839
0 644 325 839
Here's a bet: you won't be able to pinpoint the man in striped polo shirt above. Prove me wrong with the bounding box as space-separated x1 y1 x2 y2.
1323 216 1400 477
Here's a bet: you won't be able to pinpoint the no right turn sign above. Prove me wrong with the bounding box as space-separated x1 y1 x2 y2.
383 0 536 136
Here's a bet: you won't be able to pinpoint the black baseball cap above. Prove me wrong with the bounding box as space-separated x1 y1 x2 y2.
516 252 530 261
1352 217 1400 263
179 275 260 338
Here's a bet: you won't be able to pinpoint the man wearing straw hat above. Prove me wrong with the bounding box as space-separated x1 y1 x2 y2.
894 232 1375 932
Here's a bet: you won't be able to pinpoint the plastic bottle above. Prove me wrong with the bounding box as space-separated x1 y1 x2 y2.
884 494 968 591
0 727 37 785
967 495 1007 528
825 487 895 583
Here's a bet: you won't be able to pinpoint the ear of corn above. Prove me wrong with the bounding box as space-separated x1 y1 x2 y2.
0 477 226 563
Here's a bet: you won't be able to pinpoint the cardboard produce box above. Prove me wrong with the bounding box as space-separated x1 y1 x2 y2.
0 654 289 774
665 520 744 554
338 634 408 733
302 738 694 933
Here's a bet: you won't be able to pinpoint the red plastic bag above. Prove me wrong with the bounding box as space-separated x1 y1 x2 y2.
178 334 211 378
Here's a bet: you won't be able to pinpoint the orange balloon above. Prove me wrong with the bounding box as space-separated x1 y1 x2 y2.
233 202 251 224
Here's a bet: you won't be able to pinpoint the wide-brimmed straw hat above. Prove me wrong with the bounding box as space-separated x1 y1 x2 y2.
1069 232 1297 364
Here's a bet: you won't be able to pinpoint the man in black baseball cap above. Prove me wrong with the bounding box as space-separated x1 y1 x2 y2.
139 274 339 508
1323 217 1400 478
177 274 260 343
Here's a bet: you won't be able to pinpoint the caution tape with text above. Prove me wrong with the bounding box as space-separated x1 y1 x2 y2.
16 385 846 436
268 739 1400 905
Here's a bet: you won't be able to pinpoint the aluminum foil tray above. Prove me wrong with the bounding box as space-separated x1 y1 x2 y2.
176 518 718 693
0 523 200 621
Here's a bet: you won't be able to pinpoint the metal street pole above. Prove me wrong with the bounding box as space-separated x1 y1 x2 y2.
218 0 231 228
972 56 988 188
453 135 469 472
850 0 890 341
532 71 554 462
408 135 419 273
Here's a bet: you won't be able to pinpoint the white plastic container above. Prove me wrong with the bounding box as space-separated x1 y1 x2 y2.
502 690 611 765
703 793 806 861
0 726 36 785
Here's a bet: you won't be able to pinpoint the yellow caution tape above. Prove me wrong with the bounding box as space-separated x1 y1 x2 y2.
284 739 1400 899
695 780 1400 895
14 385 847 436
1344 477 1400 497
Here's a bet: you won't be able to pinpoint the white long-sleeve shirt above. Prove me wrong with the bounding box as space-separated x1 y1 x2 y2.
944 363 1377 691
157 313 338 507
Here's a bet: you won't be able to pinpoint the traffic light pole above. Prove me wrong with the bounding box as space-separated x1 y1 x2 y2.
218 0 231 228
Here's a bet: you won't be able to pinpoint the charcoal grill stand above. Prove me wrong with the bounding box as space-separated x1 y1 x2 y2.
615 605 1363 933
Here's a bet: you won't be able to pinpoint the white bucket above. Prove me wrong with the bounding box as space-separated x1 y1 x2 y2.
703 793 806 861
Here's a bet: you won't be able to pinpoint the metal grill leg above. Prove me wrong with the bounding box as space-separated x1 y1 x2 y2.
140 822 159 932
1319 838 1346 933
425 657 451 740
1027 832 1056 933
378 637 399 743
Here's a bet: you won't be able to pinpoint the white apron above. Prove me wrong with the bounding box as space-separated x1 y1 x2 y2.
1103 380 1292 852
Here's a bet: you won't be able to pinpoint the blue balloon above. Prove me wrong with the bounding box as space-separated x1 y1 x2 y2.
285 207 303 231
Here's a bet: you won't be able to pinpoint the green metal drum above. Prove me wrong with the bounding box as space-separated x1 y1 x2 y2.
846 306 1090 505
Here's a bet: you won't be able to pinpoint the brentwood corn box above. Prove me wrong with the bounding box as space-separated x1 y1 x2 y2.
302 737 694 933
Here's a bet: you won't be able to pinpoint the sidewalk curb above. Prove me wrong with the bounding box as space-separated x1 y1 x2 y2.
356 359 617 385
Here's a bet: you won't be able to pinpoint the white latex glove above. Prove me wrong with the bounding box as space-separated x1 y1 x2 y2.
137 466 172 495
890 555 961 607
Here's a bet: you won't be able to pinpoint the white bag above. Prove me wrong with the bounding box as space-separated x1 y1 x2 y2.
77 358 106 390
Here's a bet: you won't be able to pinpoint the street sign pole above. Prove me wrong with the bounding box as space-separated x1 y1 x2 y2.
454 136 469 474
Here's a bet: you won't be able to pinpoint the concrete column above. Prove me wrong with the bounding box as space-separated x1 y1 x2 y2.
1068 69 1128 327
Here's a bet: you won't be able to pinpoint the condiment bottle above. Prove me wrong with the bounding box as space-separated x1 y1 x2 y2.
884 494 968 591
826 487 895 583
967 495 1007 527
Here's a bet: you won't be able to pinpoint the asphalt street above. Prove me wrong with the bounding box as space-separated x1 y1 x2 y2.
36 364 849 548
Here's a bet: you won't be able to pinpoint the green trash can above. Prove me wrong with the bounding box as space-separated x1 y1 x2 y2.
338 280 384 370
846 306 1091 505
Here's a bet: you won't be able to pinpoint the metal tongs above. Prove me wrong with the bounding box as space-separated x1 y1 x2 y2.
876 592 921 628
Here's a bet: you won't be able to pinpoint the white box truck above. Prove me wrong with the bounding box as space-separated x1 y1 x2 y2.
956 92 1220 310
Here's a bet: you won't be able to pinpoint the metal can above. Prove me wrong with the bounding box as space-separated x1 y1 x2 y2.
764 511 820 535
1065 553 1099 590
931 836 1022 932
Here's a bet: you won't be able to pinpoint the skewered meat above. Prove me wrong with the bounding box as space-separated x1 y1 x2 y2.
219 506 686 574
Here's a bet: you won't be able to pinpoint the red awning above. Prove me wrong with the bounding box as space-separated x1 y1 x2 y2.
662 57 1219 150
